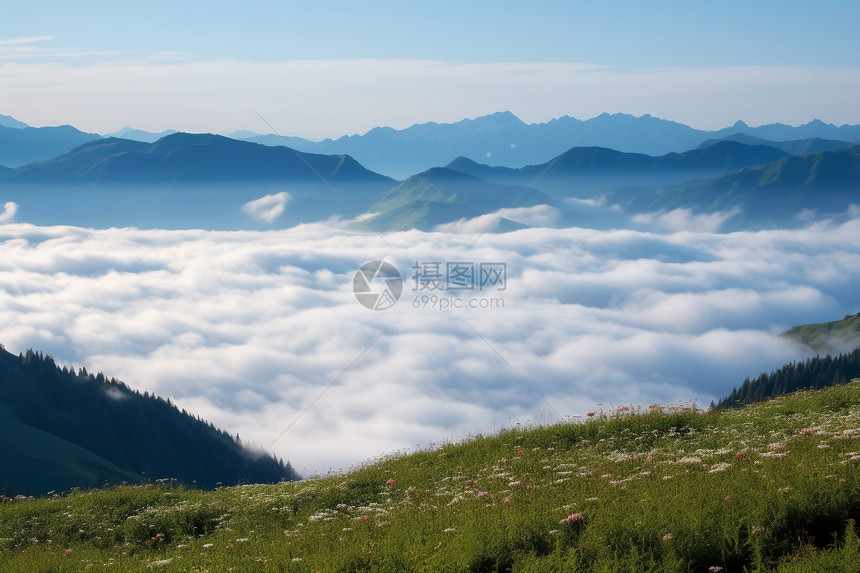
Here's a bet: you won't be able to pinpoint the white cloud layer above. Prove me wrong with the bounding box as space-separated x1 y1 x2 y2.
1 220 859 476
632 208 742 233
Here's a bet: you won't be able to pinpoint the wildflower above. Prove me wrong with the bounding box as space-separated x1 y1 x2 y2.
64 549 72 557
750 525 765 535
708 567 724 572
443 528 456 533
800 428 813 436
203 543 214 548
153 532 165 542
663 533 673 542
587 412 595 417
467 479 475 485
736 451 745 458
407 486 417 493
476 491 489 499
291 557 303 562
503 498 511 505
567 512 582 523
363 515 371 521
385 479 395 486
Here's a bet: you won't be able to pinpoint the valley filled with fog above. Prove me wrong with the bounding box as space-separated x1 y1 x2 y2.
1 215 857 475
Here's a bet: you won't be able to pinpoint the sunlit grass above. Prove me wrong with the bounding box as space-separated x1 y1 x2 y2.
2 380 858 571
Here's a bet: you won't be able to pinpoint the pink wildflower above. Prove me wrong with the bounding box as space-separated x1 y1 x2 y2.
363 515 370 521
800 428 813 436
64 549 72 557
566 512 582 523
503 498 511 505
586 412 595 417
663 533 673 542
385 479 395 486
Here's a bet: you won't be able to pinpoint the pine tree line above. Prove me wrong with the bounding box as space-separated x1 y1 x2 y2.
714 346 860 409
0 347 300 493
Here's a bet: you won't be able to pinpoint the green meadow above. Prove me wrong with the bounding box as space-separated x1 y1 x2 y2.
2 380 858 572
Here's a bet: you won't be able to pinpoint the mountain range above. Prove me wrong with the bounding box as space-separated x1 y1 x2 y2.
1 133 393 185
4 111 860 178
0 124 101 168
1 111 859 232
0 346 299 497
234 112 860 178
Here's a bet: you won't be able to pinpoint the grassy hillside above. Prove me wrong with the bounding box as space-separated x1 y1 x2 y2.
782 313 860 353
1 381 858 572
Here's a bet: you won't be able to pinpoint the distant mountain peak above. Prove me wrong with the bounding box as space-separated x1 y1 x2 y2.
732 120 750 129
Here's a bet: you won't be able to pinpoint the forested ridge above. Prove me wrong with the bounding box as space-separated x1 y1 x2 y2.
714 346 860 409
0 346 298 495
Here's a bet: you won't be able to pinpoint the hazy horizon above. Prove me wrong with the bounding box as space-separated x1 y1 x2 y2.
2 1 860 138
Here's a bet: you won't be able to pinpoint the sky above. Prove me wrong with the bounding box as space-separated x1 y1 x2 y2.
2 1 860 138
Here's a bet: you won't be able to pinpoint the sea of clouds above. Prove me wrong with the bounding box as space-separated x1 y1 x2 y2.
1 218 859 476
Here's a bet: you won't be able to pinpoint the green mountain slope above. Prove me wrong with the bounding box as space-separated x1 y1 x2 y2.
782 313 860 352
1 381 858 571
610 145 860 225
361 167 550 231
